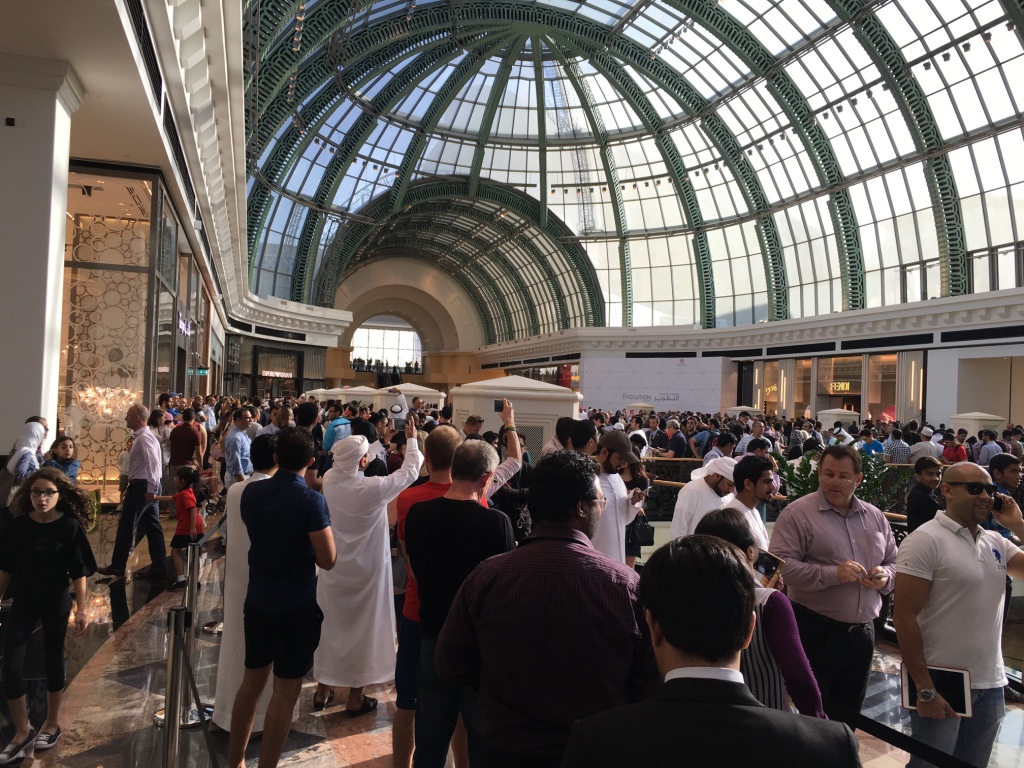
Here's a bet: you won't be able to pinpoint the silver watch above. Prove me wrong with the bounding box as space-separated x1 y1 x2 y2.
917 687 937 703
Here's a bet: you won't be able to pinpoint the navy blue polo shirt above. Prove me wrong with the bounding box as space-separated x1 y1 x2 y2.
241 471 331 612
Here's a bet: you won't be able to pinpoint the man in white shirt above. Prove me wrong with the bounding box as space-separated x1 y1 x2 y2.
591 431 644 562
669 457 735 540
725 455 772 550
909 427 943 464
894 461 1024 768
97 404 167 579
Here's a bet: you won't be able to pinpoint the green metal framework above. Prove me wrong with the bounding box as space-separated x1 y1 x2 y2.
310 179 604 332
243 0 1012 333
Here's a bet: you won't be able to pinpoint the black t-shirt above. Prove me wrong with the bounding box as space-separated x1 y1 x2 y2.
906 482 942 533
404 497 515 638
0 514 96 603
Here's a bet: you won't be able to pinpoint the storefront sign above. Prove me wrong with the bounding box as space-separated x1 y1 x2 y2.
260 369 294 379
830 381 852 393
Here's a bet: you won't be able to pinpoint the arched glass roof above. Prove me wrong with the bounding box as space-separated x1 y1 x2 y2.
245 0 1024 343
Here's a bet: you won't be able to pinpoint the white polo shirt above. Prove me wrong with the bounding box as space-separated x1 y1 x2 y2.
896 512 1020 688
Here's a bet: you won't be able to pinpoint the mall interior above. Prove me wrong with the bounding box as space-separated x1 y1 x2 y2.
3 0 1024 766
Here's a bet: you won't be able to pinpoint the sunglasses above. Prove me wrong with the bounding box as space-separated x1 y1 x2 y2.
946 481 999 496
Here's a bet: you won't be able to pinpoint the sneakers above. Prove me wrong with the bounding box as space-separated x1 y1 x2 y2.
33 728 61 751
0 730 35 765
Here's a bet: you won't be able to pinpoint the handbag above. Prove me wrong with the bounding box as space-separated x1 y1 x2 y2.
625 512 655 547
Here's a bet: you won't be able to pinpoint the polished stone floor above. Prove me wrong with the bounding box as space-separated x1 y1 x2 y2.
2 512 1024 767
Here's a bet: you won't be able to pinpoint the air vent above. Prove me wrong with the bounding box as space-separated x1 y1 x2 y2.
123 0 162 102
625 351 697 359
162 98 198 214
254 325 307 341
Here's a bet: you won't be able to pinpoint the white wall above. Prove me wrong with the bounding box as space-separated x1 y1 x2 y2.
579 354 732 413
926 344 1024 426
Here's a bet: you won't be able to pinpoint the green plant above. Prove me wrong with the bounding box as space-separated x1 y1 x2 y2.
771 449 913 513
856 452 913 512
772 450 819 499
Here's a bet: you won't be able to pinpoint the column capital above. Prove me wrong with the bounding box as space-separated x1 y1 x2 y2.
0 53 84 113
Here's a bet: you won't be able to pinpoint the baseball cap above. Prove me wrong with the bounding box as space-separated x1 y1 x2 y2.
691 456 737 481
598 431 640 463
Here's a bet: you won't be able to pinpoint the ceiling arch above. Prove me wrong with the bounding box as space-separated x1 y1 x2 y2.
336 258 487 351
246 0 1024 334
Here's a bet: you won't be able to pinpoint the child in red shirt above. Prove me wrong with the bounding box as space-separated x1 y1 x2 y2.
154 466 204 588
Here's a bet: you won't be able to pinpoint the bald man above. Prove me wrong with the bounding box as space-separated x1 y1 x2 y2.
895 462 1024 767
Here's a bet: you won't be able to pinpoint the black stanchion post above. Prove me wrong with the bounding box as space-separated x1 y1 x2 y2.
162 606 186 768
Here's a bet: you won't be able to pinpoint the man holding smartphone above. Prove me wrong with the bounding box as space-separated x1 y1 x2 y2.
768 444 897 727
894 462 1024 768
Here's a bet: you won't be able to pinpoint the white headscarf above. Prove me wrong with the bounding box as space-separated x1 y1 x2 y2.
331 435 369 475
7 421 46 475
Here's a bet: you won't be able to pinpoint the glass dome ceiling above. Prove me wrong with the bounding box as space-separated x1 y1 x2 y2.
245 0 1024 343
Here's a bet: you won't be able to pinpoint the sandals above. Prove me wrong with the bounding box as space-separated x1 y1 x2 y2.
34 727 61 751
312 689 335 712
0 729 36 765
344 696 378 718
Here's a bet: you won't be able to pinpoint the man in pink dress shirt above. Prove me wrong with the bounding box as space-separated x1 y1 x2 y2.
768 444 898 727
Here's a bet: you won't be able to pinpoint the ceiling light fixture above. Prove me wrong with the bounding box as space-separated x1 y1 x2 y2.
963 42 971 52
942 51 951 62
982 31 992 43
923 61 931 70
1008 21 1015 32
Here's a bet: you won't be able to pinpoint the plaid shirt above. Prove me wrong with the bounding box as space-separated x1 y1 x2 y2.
884 439 911 464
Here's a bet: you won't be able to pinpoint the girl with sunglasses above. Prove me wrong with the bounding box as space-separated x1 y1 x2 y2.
0 468 96 762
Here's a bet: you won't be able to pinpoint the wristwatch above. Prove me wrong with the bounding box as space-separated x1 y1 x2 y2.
917 688 937 703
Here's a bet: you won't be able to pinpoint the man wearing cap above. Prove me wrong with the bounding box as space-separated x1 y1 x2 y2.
592 431 646 563
461 415 484 442
909 427 942 463
768 444 898 727
669 456 736 540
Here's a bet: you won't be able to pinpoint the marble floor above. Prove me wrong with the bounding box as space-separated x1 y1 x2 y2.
3 513 1024 768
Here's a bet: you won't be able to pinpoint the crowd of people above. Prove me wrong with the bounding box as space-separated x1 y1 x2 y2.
2 393 1024 767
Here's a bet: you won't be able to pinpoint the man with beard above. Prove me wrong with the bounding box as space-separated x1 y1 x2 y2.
669 456 735 539
725 455 773 550
590 431 646 563
435 450 658 768
895 462 1024 767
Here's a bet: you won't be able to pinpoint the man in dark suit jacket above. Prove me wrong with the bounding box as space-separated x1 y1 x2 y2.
561 536 862 768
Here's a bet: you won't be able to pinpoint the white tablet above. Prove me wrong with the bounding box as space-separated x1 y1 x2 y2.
900 663 972 718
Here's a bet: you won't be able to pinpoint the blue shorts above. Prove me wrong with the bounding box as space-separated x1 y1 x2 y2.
394 614 422 710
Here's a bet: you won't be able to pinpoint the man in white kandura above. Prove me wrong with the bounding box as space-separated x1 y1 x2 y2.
312 422 423 715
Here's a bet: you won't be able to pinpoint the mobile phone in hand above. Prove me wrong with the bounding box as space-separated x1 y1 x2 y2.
994 496 1004 512
494 399 504 412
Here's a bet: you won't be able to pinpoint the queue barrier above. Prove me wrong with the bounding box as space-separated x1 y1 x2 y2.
156 539 220 768
854 714 977 768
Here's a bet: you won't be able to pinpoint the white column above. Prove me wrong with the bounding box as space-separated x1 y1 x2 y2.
897 350 924 425
778 358 796 419
0 55 83 447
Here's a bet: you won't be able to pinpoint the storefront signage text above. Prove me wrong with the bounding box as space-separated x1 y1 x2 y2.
830 381 852 393
261 370 294 379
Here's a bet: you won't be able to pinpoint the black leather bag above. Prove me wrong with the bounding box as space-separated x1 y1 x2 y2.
625 512 655 547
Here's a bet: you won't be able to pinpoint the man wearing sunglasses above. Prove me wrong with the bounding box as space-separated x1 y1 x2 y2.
894 462 1024 768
